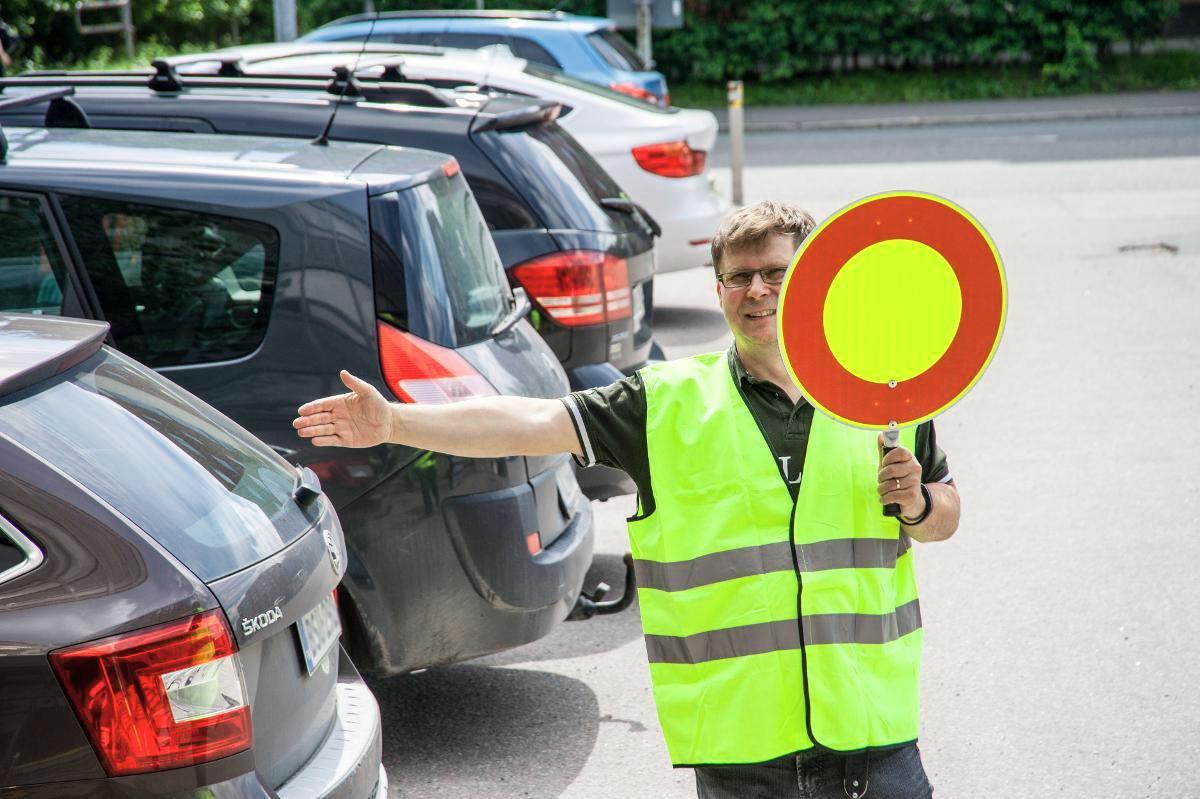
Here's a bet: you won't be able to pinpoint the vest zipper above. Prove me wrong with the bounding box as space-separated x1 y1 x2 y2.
725 353 822 749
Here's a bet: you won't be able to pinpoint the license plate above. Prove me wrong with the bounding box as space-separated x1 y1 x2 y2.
555 463 581 513
295 593 341 675
633 283 647 327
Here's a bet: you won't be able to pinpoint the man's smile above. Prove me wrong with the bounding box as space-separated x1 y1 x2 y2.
746 309 776 318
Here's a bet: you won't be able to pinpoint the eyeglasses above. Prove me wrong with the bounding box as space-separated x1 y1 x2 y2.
716 267 788 288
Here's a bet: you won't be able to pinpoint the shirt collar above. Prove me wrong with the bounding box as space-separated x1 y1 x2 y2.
727 345 809 405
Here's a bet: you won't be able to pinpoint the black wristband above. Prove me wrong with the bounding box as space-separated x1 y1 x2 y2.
900 483 933 526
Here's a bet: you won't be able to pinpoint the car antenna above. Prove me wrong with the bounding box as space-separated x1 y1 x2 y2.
313 12 378 146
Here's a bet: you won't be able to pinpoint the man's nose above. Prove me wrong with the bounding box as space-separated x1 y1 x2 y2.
746 272 772 296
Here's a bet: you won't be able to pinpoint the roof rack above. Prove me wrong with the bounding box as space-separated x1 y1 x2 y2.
319 9 569 27
0 61 457 108
0 87 89 164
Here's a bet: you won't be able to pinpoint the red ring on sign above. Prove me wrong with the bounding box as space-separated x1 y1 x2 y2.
779 194 1004 427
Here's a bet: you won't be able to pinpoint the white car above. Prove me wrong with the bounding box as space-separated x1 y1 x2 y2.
179 43 730 274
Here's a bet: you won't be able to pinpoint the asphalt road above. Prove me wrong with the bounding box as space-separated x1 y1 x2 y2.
371 114 1200 797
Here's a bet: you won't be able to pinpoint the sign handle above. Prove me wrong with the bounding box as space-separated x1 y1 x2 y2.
880 427 901 518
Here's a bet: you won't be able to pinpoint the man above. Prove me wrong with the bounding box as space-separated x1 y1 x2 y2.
295 201 959 798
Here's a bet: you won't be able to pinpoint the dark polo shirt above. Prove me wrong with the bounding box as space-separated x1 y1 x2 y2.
562 347 952 516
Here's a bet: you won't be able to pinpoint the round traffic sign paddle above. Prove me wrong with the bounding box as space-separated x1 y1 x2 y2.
776 191 1006 514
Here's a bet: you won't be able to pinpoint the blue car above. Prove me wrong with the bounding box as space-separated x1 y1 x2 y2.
299 9 670 105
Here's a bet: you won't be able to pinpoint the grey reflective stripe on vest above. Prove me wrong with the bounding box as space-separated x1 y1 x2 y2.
634 538 907 593
645 599 922 664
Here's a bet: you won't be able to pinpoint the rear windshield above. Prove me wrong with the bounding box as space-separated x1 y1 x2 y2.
0 347 311 582
477 121 642 237
524 63 673 113
587 30 646 71
371 173 510 348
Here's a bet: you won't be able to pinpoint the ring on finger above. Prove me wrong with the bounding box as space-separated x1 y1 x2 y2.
895 478 901 491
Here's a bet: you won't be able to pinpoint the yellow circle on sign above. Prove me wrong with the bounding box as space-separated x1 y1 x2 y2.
822 238 962 384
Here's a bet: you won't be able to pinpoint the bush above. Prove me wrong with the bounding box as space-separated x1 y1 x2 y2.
0 0 1180 85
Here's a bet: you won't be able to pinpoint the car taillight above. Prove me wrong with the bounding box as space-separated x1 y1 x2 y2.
609 82 658 104
632 140 707 178
377 320 498 404
49 610 251 777
512 250 632 327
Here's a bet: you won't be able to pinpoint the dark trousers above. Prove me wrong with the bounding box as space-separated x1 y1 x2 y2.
694 744 933 799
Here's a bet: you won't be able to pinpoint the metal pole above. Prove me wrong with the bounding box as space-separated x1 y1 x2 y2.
635 0 653 67
273 0 297 42
121 0 134 60
727 80 744 206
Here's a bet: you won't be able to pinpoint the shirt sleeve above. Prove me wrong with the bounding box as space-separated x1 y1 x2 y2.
915 420 953 485
560 373 649 480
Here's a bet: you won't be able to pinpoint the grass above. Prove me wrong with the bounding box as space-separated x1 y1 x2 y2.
667 51 1200 108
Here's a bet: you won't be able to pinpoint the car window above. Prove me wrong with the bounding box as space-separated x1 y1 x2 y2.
0 194 69 316
0 515 41 584
587 30 646 71
524 62 672 112
58 196 279 369
466 174 541 231
508 36 561 68
370 173 510 348
436 32 505 50
476 122 639 236
383 32 441 46
0 347 314 582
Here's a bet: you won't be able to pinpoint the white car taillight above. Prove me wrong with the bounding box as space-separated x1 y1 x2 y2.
632 140 707 178
49 610 252 776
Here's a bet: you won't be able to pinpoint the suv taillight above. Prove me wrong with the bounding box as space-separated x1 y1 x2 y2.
49 610 251 777
377 320 499 404
512 250 632 328
632 140 707 178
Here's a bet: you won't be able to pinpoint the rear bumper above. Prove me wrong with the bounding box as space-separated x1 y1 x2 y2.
278 649 384 799
650 182 729 274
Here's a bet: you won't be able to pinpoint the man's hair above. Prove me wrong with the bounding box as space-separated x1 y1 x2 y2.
710 201 817 274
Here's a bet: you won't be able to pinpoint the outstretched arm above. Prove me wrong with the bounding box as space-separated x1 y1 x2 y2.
293 370 582 459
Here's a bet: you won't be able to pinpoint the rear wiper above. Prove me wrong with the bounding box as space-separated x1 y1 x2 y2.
490 287 532 337
292 465 323 510
600 197 661 238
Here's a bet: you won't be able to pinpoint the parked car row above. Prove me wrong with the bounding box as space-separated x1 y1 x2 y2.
0 16 721 795
175 39 729 276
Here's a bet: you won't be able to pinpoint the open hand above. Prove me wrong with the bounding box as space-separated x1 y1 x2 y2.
294 371 393 448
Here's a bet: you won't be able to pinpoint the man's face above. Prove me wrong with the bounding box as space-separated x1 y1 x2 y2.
716 233 797 349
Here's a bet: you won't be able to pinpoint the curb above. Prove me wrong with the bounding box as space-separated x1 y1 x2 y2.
712 101 1200 134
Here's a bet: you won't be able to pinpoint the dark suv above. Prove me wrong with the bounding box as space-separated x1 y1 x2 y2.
0 314 383 796
0 65 659 498
0 116 597 675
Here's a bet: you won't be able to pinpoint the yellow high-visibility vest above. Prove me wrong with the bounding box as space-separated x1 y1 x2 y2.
630 352 922 766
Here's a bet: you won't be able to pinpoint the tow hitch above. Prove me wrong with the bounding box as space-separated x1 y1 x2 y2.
568 553 636 621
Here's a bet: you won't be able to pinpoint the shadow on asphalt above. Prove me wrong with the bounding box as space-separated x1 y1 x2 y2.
651 305 730 349
370 665 598 797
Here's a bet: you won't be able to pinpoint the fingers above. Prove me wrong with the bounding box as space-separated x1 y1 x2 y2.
293 411 334 430
297 397 334 416
341 370 375 395
295 422 336 439
880 444 913 467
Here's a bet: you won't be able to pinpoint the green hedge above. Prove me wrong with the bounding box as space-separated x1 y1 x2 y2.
1 0 1179 85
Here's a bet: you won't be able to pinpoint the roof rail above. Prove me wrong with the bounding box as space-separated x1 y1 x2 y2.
318 9 569 27
0 71 457 108
0 87 87 164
